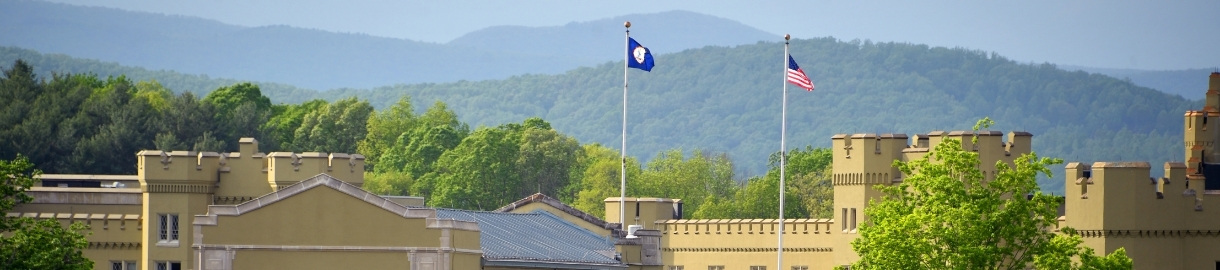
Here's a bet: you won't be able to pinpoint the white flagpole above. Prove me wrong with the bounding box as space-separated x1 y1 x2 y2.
621 21 630 231
779 34 790 270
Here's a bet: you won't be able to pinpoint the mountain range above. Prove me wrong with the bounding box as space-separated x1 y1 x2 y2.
0 0 775 90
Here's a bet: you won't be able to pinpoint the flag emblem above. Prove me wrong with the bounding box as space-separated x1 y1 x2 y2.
633 46 648 64
787 55 814 91
627 37 654 71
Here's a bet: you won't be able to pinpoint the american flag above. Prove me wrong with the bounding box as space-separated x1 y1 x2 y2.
787 55 814 91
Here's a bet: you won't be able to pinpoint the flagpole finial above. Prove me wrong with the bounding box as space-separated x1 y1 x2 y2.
784 34 791 41
625 21 631 28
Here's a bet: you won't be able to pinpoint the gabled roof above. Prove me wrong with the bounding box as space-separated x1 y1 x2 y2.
194 174 477 232
437 208 626 269
495 193 624 238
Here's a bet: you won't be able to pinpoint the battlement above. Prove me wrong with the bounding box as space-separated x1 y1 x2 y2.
831 130 1032 178
656 218 837 254
1062 161 1220 231
136 138 365 198
657 218 835 235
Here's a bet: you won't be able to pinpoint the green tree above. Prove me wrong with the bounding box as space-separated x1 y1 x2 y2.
264 99 326 151
516 118 583 200
429 125 521 210
292 97 374 153
785 147 834 219
358 96 418 172
202 82 271 118
0 155 92 269
848 119 1131 270
571 144 642 219
154 92 217 151
635 149 736 218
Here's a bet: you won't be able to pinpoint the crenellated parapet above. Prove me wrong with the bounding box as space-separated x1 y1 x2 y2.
657 218 835 236
830 130 1032 185
266 152 365 190
137 150 222 194
1062 161 1220 232
136 138 366 196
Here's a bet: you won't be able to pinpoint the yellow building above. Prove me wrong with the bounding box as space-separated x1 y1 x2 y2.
1056 72 1220 269
13 73 1219 270
12 138 626 270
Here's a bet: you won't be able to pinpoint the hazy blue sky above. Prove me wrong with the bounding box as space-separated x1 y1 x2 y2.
45 0 1218 70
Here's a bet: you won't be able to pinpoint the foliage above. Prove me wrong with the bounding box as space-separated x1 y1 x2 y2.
0 155 37 231
429 124 523 210
570 144 641 218
0 219 92 270
0 155 92 269
291 97 374 153
848 118 1131 270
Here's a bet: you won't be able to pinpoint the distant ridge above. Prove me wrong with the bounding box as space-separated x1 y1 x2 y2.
1060 65 1215 100
0 46 317 101
0 1 778 90
448 10 778 65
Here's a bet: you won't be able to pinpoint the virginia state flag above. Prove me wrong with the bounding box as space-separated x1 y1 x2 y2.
627 37 655 71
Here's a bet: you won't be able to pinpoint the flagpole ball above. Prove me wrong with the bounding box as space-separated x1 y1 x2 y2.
785 34 790 40
625 21 631 28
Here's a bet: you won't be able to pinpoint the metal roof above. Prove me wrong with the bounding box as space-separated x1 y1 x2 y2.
436 209 625 269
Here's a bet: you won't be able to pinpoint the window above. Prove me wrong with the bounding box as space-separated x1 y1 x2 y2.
850 208 858 232
158 214 179 242
155 261 181 270
111 261 137 270
841 208 848 231
707 266 724 270
668 266 684 270
792 266 809 270
750 266 767 270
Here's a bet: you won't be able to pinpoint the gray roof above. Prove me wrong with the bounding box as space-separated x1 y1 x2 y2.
436 209 625 269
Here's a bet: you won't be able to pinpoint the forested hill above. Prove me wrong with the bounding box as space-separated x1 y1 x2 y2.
0 1 775 90
0 39 1201 194
313 38 1198 193
0 46 317 100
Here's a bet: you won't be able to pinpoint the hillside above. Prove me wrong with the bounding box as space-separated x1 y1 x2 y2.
314 39 1198 193
0 39 1200 194
0 1 777 90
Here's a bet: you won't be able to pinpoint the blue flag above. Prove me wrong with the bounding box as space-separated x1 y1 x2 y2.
627 37 655 71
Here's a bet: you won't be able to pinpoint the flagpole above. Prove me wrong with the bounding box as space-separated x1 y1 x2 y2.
778 33 790 270
621 21 630 232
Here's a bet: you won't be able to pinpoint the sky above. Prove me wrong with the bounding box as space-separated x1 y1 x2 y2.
44 0 1220 71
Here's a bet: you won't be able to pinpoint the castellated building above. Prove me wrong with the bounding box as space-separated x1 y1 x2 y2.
10 73 1220 270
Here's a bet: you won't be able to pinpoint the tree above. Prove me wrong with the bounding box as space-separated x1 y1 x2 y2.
635 149 737 218
428 125 521 210
515 118 583 200
358 96 418 172
0 155 92 269
292 97 374 153
786 147 834 219
202 82 271 118
264 99 326 151
571 144 642 219
847 118 1131 270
